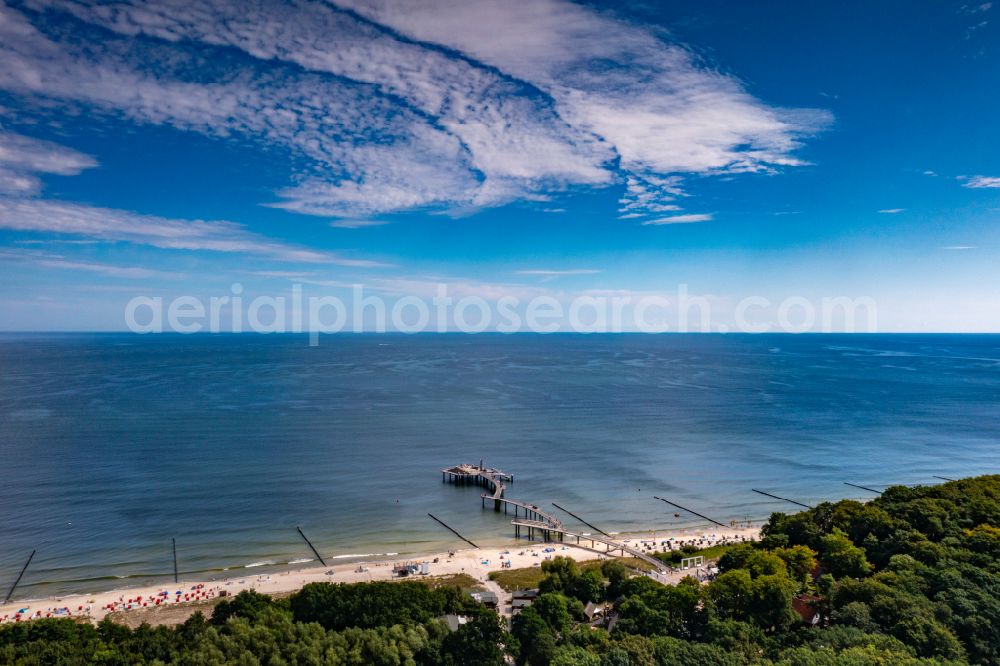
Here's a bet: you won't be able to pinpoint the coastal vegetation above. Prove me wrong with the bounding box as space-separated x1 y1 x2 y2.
488 557 657 592
0 582 497 665
653 542 736 566
3 476 1000 665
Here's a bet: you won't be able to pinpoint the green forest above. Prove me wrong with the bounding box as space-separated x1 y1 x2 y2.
3 475 1000 665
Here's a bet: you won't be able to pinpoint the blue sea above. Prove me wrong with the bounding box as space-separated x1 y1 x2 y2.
1 333 998 599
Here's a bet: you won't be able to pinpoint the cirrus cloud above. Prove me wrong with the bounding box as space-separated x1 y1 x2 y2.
641 213 713 225
4 0 829 219
961 175 1000 188
0 129 97 194
515 269 601 276
0 198 388 266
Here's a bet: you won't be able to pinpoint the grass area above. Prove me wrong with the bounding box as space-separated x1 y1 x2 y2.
107 598 223 629
653 542 737 566
617 557 658 573
488 564 546 592
488 556 659 591
423 573 487 593
487 542 740 592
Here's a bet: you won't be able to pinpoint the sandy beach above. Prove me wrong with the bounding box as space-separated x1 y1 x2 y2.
0 525 759 625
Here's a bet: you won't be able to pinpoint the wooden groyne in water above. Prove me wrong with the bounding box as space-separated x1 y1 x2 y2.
4 551 35 604
427 513 479 548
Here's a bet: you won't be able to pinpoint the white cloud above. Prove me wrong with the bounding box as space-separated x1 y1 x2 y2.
641 213 713 225
961 175 1000 188
961 2 993 14
7 0 603 215
878 208 904 214
0 130 96 194
372 276 554 302
0 198 387 266
0 248 180 278
336 0 829 207
1 2 478 216
249 270 355 288
5 0 827 217
619 175 685 216
0 167 39 195
942 245 977 250
515 269 601 276
329 219 391 229
37 258 173 279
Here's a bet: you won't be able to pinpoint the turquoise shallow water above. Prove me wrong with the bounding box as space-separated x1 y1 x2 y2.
1 333 998 598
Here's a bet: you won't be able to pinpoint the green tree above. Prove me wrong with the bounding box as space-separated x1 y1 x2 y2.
568 569 604 604
538 556 580 595
531 593 573 635
601 560 630 599
820 528 872 578
774 544 819 580
550 645 601 666
512 606 557 666
441 612 507 665
289 580 459 630
210 589 285 625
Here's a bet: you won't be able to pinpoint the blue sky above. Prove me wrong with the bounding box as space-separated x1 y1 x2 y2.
0 0 998 331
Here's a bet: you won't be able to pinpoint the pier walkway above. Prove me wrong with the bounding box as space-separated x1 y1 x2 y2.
443 462 666 573
442 464 563 528
510 519 669 574
490 497 563 529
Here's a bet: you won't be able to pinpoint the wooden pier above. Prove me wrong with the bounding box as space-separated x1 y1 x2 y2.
443 463 562 530
442 462 672 572
443 463 513 506
492 497 563 531
442 462 511 511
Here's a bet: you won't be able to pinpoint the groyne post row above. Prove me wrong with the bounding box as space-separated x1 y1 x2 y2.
551 503 610 537
296 526 328 567
427 513 479 548
4 550 35 604
652 496 728 528
843 482 883 494
750 489 813 509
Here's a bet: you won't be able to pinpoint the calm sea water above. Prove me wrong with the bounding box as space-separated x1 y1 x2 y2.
1 333 998 598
